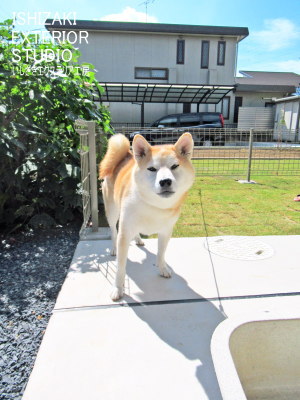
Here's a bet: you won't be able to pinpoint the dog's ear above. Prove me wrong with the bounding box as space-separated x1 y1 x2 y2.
132 134 151 159
175 132 194 159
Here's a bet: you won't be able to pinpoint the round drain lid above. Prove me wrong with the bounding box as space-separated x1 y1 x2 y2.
204 236 274 261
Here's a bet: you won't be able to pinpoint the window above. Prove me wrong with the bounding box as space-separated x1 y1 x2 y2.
201 41 209 69
179 114 201 126
177 40 185 64
221 96 230 119
156 116 178 128
217 41 226 66
135 67 168 80
202 114 220 124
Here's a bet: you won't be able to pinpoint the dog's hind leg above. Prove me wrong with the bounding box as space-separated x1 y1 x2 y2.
102 179 119 256
106 206 119 256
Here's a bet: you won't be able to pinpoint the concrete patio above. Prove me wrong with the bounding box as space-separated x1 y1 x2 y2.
22 234 300 400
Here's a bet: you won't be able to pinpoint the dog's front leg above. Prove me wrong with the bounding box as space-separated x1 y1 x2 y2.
157 229 173 278
111 232 130 301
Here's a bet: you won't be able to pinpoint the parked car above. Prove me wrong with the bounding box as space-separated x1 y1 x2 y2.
129 112 225 146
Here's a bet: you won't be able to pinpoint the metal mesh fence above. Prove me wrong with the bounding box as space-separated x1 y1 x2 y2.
114 126 300 177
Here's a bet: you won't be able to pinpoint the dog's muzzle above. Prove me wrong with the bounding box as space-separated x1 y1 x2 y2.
158 178 174 197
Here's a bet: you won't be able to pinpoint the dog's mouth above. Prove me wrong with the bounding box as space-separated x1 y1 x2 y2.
158 190 175 198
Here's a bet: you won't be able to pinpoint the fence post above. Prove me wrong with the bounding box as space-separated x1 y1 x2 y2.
87 121 99 232
246 128 254 182
238 128 256 184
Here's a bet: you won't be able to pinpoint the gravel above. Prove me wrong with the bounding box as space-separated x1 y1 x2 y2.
0 222 80 400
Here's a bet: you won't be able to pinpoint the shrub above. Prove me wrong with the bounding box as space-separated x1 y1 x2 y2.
0 19 111 231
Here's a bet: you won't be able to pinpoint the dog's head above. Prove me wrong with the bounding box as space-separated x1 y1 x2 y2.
132 133 195 207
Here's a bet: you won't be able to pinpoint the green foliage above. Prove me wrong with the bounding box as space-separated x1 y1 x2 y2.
0 19 112 231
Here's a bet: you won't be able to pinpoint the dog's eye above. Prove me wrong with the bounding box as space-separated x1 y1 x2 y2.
147 167 157 172
171 164 179 170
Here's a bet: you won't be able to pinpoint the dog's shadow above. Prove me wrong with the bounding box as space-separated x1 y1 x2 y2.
99 243 225 399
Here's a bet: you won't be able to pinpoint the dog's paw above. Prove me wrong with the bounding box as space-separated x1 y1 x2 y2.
110 286 123 301
110 248 116 256
159 265 172 278
135 236 145 247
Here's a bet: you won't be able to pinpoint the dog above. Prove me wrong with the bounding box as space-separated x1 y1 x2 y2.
99 132 195 301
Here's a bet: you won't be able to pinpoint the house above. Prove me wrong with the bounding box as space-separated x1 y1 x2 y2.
234 71 300 124
46 20 248 125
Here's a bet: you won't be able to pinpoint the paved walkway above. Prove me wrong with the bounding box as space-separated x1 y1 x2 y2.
23 235 300 400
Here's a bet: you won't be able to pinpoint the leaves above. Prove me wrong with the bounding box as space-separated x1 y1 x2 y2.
0 20 112 231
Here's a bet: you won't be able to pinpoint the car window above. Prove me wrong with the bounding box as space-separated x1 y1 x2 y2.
179 115 201 126
202 114 220 124
157 116 178 127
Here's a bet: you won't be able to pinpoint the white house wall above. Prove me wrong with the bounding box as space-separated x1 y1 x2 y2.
274 99 300 141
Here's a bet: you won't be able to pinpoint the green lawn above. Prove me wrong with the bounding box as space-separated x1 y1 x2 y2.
173 175 300 237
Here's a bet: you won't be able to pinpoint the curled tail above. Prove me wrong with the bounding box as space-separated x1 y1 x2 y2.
99 134 131 178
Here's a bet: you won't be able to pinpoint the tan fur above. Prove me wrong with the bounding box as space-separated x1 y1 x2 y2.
99 134 131 178
99 133 195 301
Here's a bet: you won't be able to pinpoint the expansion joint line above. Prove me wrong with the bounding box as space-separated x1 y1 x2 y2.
199 188 228 318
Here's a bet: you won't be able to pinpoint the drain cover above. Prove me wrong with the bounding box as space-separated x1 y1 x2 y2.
204 236 274 261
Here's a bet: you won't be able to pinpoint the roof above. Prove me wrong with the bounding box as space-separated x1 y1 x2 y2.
45 20 249 41
97 82 235 104
236 71 300 94
236 84 298 93
274 95 300 103
236 71 300 86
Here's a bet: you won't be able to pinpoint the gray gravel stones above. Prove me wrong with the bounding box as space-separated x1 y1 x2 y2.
0 223 80 400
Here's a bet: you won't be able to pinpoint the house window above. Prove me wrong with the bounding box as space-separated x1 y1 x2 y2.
201 40 209 69
135 67 168 80
177 40 185 64
221 96 230 119
217 41 226 66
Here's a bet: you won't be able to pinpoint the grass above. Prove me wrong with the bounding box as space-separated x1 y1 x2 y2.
172 174 300 237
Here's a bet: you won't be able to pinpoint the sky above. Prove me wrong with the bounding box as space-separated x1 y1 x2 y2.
1 0 300 75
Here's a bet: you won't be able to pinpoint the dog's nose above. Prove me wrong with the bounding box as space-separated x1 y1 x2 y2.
159 178 172 188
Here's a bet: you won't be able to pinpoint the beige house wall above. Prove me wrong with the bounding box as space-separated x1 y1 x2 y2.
78 31 237 85
235 91 288 108
77 30 239 124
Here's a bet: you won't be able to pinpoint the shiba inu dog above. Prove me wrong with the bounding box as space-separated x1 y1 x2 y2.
99 133 195 301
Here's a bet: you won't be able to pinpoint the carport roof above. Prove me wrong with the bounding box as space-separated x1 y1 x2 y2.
98 82 235 104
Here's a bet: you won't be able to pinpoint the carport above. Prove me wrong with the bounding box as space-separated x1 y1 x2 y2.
98 82 235 126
